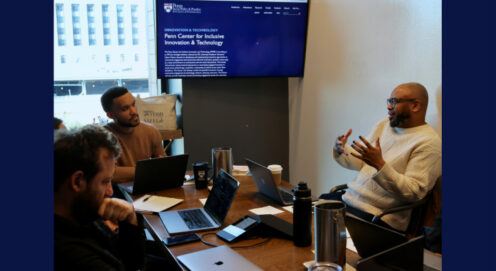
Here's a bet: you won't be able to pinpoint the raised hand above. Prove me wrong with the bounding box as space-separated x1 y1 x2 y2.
335 129 352 155
98 198 138 226
350 136 385 170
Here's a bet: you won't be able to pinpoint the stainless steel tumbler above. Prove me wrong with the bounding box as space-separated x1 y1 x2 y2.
211 147 233 182
314 200 347 267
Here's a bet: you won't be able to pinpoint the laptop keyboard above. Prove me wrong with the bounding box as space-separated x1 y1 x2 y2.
178 209 213 229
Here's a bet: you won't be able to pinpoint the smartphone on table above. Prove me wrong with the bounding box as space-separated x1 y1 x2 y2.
163 233 200 246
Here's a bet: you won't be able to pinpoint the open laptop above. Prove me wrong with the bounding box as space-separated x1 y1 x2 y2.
119 154 189 195
345 214 407 258
159 169 240 235
356 235 424 271
245 158 317 206
177 245 263 271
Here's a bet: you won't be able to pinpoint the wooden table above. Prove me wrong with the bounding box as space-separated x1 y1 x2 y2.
123 174 360 270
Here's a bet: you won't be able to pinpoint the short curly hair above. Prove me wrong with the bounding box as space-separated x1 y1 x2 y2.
100 86 129 112
54 125 121 192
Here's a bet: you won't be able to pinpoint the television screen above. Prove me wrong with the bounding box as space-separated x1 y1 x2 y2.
156 0 309 78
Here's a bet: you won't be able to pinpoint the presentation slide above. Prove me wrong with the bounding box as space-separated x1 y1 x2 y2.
156 0 309 78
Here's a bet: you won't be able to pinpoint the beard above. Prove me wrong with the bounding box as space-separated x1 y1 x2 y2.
116 114 140 128
389 111 410 127
71 192 102 224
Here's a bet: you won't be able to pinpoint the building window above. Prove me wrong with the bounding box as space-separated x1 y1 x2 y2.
87 4 96 46
54 1 153 135
134 53 139 62
102 4 111 46
56 4 66 46
116 5 125 45
131 5 139 45
71 4 81 46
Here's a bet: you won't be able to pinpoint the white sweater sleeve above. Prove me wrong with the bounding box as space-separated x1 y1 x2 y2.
372 143 442 202
333 144 364 171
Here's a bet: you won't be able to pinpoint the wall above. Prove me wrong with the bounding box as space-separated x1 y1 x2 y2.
288 0 442 195
182 78 290 180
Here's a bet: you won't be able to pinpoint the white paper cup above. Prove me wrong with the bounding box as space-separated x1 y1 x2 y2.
268 164 283 185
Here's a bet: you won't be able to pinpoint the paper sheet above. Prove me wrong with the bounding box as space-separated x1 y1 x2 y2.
346 228 357 253
133 195 183 213
249 206 284 215
282 206 293 213
232 165 249 176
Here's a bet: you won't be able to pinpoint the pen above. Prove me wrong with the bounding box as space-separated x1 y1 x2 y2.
143 195 152 202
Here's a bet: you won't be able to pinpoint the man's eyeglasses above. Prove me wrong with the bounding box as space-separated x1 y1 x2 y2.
387 98 415 107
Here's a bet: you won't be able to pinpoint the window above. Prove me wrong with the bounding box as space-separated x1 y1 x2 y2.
102 4 110 46
87 4 96 46
131 5 139 45
116 5 125 45
71 4 81 46
56 4 65 46
54 0 153 130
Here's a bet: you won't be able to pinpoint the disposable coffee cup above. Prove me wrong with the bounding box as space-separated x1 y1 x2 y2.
268 164 283 185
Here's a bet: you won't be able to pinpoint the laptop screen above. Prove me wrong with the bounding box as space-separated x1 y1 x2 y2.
204 170 240 223
356 236 424 271
345 214 407 258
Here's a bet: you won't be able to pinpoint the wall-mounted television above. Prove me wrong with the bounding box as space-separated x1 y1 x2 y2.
156 0 309 78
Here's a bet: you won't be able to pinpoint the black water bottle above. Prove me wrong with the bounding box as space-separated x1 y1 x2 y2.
293 182 312 247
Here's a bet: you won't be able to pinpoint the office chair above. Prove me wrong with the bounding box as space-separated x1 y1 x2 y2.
330 176 442 239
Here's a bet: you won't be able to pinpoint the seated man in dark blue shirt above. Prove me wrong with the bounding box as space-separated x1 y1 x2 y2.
54 125 145 271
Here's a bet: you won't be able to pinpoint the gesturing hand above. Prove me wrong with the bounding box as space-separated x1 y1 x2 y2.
335 129 352 155
98 198 138 226
350 136 385 170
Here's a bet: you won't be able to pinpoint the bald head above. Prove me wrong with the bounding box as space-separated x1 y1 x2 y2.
388 82 429 128
395 82 429 113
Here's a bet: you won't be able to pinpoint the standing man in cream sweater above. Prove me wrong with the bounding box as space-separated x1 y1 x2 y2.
326 82 441 232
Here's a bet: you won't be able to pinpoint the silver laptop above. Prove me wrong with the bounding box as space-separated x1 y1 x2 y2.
245 158 317 206
177 245 263 271
159 169 240 235
119 154 189 195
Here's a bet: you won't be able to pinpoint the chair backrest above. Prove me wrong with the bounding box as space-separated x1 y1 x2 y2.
423 176 442 227
405 176 442 238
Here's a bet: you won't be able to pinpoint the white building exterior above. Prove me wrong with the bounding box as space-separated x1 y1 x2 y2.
54 0 149 82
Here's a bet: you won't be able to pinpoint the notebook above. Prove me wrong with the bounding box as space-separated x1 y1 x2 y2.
159 169 240 235
245 158 317 206
356 235 424 271
345 214 407 258
119 154 189 195
177 245 263 271
133 195 183 213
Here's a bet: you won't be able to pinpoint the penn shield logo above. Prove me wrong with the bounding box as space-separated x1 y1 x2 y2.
163 3 173 13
